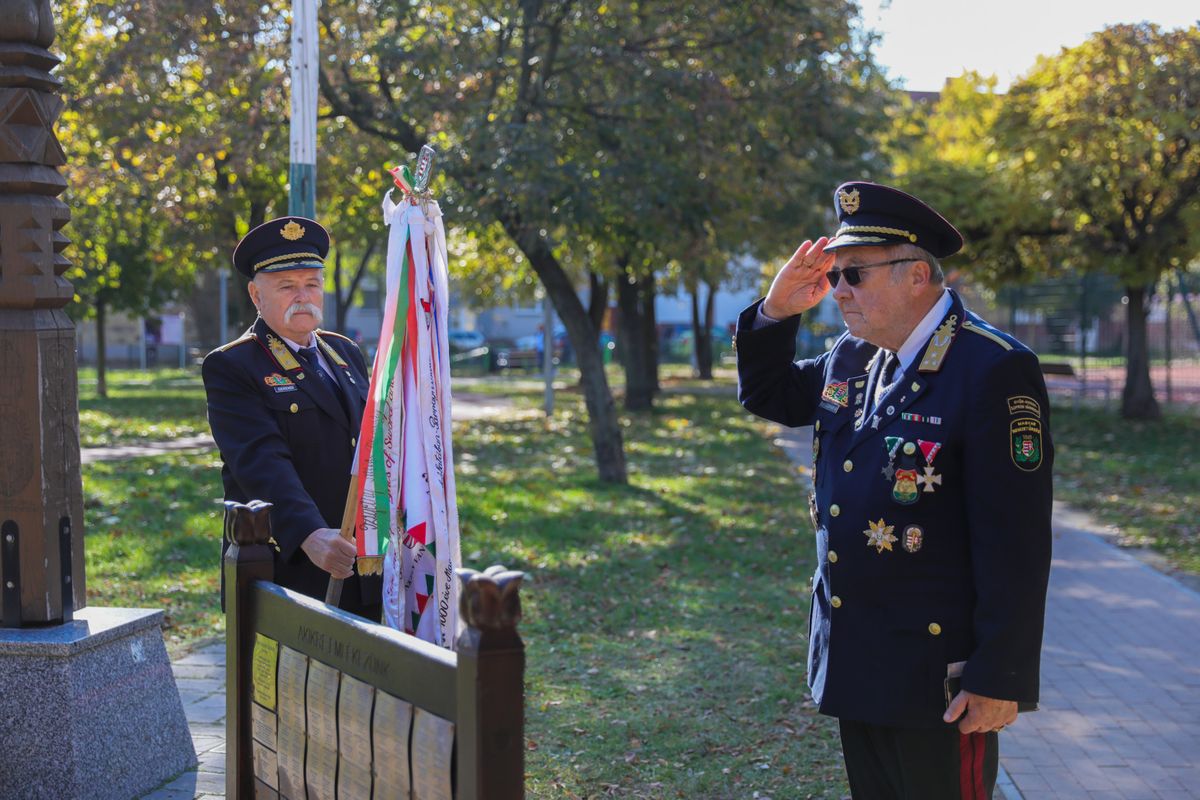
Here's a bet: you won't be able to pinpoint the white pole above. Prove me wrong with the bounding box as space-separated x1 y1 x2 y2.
289 0 318 218
543 296 555 416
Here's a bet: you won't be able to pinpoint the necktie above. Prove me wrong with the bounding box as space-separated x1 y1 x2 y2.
873 351 899 414
298 346 335 385
297 345 350 419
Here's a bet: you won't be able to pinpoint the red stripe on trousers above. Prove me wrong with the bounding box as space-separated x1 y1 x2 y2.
958 732 985 799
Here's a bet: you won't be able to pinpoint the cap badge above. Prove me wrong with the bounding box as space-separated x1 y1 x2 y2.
280 220 306 241
838 188 861 215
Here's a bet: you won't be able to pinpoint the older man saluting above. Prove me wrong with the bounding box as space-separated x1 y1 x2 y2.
203 216 380 620
736 183 1053 799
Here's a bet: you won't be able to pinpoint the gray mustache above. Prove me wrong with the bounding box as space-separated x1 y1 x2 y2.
284 303 323 324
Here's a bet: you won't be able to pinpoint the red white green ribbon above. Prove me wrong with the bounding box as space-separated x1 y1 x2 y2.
354 191 459 648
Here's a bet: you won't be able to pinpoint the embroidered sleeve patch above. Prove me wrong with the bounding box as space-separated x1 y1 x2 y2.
1007 395 1042 418
1010 418 1044 471
821 381 849 408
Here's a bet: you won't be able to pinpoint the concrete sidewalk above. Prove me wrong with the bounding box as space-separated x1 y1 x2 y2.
774 425 1200 800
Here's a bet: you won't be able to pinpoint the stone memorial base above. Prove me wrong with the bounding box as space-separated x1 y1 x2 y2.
0 607 197 800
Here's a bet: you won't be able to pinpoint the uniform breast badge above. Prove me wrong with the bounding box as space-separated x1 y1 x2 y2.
264 373 298 393
892 468 920 504
864 519 897 553
902 525 924 553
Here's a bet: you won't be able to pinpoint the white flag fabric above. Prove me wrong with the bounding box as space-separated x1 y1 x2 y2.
354 191 460 647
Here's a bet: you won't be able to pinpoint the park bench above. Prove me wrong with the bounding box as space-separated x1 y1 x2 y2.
1039 360 1112 410
223 500 525 800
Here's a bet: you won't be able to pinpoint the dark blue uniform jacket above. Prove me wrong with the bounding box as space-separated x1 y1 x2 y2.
737 290 1053 728
203 317 380 615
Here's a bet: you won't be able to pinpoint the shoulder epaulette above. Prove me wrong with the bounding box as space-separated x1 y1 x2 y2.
962 319 1013 351
209 333 256 356
316 329 354 344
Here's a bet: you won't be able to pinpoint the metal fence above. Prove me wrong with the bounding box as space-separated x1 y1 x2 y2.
993 272 1200 410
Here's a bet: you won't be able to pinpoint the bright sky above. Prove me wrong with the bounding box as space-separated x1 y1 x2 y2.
858 0 1198 92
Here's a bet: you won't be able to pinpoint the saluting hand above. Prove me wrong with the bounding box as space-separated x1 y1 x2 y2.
301 527 357 579
762 236 835 319
944 689 1019 734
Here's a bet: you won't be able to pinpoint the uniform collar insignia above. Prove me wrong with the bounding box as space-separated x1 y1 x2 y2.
314 332 349 368
265 332 303 372
918 313 958 373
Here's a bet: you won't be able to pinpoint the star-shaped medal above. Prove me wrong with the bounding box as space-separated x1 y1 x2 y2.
881 462 896 480
864 519 897 553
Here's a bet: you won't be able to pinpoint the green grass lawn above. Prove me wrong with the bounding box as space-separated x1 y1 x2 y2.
77 367 1199 797
1050 402 1200 574
78 368 210 446
81 371 848 797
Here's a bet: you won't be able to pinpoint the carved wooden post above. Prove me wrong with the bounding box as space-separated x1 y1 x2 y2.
222 500 275 799
456 565 527 799
0 0 82 626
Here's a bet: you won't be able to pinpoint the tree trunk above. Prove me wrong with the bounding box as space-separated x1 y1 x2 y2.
642 273 659 395
95 296 108 399
617 269 656 411
692 280 715 380
334 239 378 333
1121 284 1161 419
518 232 627 483
587 270 608 333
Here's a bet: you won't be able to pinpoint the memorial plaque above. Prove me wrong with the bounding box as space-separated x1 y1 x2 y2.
304 741 338 800
253 633 280 711
255 777 281 800
372 691 413 800
338 674 375 768
306 660 340 752
252 702 278 751
337 760 373 800
411 708 454 800
276 719 307 800
278 647 310 728
253 738 279 790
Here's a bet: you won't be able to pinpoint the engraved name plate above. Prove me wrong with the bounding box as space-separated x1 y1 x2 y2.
277 647 309 729
306 660 340 752
252 738 279 790
411 708 454 800
372 691 413 800
338 673 375 769
252 702 278 751
304 741 338 800
276 719 307 800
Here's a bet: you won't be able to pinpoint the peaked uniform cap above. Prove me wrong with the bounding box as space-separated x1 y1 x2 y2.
232 216 330 279
826 181 963 259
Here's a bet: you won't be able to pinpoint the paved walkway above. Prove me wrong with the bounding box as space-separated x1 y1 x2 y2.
774 425 1200 800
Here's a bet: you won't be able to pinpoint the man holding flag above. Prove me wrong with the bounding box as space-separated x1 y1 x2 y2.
203 216 381 620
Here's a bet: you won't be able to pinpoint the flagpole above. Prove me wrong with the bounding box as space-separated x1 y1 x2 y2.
324 472 361 606
289 0 317 218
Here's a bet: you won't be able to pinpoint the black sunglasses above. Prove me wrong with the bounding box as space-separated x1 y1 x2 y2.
826 258 914 288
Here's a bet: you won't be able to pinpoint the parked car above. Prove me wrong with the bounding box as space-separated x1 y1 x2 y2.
447 329 487 354
488 337 540 370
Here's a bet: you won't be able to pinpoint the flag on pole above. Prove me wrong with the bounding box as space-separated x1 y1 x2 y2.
354 188 460 647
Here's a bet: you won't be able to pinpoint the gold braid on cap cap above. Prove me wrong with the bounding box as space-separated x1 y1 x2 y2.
253 252 326 272
836 225 918 243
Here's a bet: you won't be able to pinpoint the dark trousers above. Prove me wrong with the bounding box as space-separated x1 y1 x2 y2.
838 719 998 800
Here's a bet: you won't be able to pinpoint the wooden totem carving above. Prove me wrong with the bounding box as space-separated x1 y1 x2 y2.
0 0 83 626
